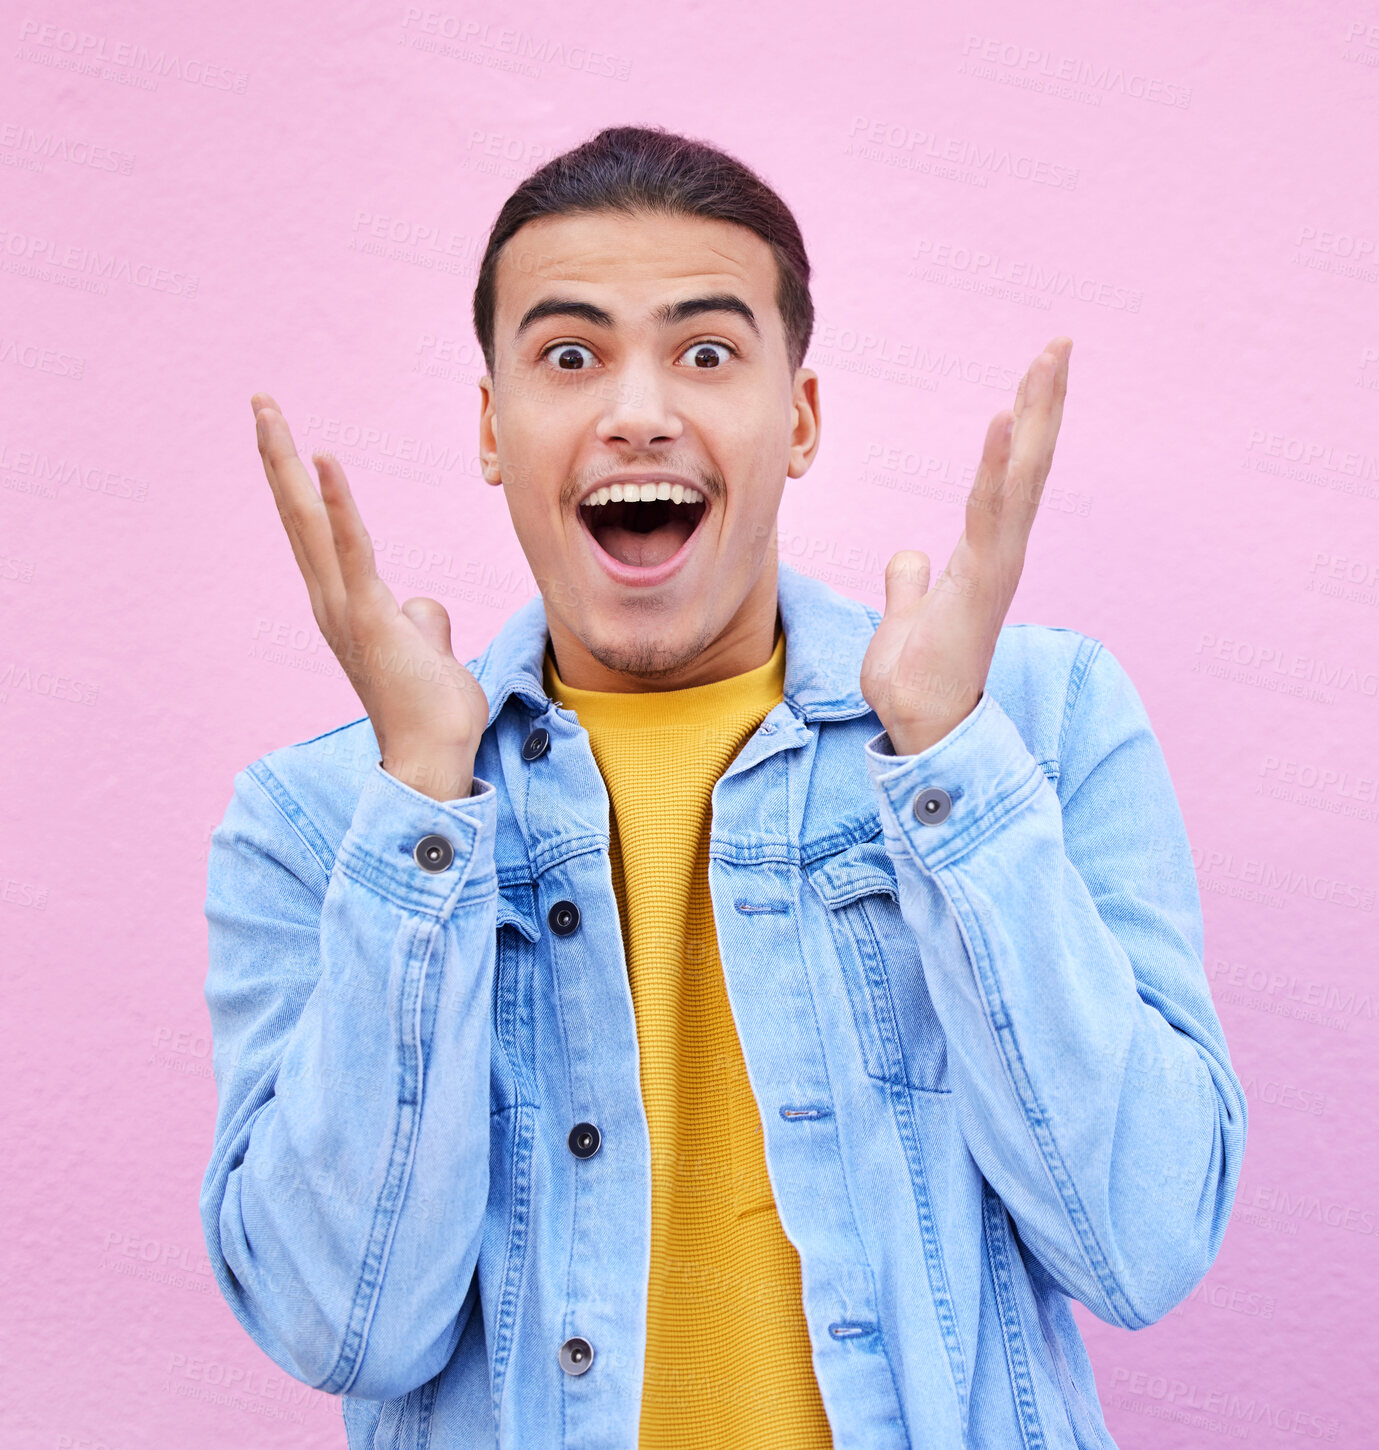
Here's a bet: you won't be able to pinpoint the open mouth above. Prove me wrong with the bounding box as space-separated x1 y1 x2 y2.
578 481 709 571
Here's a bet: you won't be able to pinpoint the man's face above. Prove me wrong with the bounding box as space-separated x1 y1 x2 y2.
478 209 820 683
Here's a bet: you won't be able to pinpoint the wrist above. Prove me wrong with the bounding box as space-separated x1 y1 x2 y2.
381 753 475 802
883 692 983 757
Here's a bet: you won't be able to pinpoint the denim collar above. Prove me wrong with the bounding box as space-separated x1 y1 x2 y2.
467 561 881 730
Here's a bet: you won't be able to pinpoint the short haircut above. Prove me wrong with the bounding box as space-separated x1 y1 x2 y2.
472 125 813 375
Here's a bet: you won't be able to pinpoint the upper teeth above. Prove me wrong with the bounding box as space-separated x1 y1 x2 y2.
583 482 703 507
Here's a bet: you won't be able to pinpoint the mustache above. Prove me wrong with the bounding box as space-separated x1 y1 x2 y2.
560 458 726 510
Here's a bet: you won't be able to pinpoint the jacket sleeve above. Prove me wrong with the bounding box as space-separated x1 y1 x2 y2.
864 637 1247 1329
199 754 498 1399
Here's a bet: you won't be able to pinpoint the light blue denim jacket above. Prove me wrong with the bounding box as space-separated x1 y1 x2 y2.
201 561 1246 1449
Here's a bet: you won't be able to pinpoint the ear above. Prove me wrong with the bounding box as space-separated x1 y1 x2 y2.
478 375 502 486
787 368 821 479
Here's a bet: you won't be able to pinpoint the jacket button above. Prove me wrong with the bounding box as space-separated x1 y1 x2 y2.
548 900 581 936
568 1122 601 1158
413 834 455 872
521 727 550 762
913 787 952 826
558 1336 594 1375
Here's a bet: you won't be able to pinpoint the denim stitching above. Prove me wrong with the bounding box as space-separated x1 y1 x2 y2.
798 815 886 866
496 927 540 1106
708 839 803 866
523 832 608 880
903 763 1045 874
1057 638 1103 771
819 903 889 1083
945 869 1140 1326
246 763 334 884
332 851 467 917
415 1371 441 1449
549 880 583 1450
495 883 540 943
327 915 437 1393
885 1071 969 1411
1026 1253 1107 1450
374 1386 408 1448
490 1104 535 1421
784 867 913 1445
850 898 913 1087
983 1184 1047 1450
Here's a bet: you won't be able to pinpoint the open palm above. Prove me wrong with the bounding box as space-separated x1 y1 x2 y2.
252 393 489 799
860 337 1073 757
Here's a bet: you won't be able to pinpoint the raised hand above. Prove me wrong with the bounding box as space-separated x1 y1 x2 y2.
251 393 489 801
859 337 1073 757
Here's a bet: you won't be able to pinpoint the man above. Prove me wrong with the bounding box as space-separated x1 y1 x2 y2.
202 126 1246 1449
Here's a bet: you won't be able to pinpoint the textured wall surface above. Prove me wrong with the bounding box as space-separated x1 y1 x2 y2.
3 1 1376 1444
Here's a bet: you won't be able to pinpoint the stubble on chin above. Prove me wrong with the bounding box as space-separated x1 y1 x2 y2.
577 614 722 683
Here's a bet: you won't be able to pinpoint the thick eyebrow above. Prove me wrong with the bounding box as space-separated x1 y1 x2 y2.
653 294 760 336
514 298 615 338
512 293 761 340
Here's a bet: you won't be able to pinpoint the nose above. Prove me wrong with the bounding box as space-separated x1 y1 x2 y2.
595 357 683 451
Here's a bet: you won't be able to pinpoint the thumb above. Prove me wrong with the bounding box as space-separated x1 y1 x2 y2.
883 550 930 617
400 596 455 656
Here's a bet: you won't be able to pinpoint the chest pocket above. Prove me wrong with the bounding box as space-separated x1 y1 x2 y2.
492 881 541 1110
807 835 949 1093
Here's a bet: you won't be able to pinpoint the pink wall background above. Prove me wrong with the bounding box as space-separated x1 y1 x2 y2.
3 0 1376 1444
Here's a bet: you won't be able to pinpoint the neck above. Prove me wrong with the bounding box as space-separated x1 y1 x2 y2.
545 563 781 693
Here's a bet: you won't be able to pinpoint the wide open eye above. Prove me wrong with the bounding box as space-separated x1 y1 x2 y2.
677 340 734 369
543 342 597 370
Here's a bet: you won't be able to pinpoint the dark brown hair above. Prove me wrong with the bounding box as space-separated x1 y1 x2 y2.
472 125 813 375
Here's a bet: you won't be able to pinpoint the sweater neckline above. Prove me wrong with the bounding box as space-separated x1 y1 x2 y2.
542 628 786 732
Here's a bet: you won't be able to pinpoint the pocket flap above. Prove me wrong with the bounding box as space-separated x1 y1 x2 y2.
495 881 540 942
806 835 898 909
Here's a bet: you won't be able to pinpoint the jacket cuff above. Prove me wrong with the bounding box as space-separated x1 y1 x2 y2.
333 761 497 919
864 691 1047 870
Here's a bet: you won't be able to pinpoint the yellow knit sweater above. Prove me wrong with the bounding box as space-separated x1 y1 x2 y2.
543 629 832 1448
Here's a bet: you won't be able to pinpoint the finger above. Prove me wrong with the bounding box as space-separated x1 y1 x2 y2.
314 450 382 595
1005 338 1072 515
964 410 1015 552
882 550 930 617
401 598 488 713
400 597 454 656
250 398 323 609
254 405 346 607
